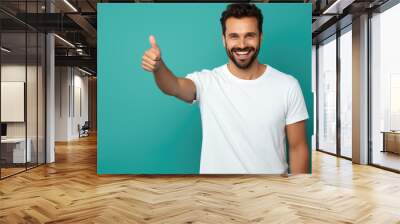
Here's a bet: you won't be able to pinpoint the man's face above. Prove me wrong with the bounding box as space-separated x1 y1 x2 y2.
223 17 262 69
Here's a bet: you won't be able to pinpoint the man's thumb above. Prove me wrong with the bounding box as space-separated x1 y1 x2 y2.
149 35 158 49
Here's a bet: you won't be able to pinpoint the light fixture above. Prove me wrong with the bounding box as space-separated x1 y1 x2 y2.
76 48 85 55
322 0 343 14
1 47 11 53
63 0 78 12
322 0 355 15
54 34 75 48
78 67 93 76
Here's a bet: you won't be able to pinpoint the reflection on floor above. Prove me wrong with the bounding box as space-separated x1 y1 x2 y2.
0 162 42 178
340 147 352 158
0 167 25 178
372 150 400 171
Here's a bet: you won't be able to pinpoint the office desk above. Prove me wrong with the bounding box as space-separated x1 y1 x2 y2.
381 131 400 154
1 138 32 163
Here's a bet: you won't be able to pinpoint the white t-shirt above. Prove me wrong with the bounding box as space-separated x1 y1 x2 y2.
185 64 308 174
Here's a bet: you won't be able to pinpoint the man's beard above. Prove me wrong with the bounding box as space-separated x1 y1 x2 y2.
225 44 260 69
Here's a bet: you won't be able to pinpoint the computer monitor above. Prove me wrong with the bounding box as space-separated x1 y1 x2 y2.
1 123 7 137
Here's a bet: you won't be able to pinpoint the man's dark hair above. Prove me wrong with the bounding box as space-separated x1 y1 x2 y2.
220 3 263 35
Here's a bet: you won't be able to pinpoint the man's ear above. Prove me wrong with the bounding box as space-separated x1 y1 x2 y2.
260 32 263 43
222 34 226 48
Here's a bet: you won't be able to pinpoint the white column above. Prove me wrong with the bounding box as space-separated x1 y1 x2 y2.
46 1 55 163
46 33 55 163
352 14 369 164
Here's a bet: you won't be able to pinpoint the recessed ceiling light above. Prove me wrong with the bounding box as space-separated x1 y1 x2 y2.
54 34 75 48
322 0 354 15
78 67 93 76
63 0 78 12
1 47 11 53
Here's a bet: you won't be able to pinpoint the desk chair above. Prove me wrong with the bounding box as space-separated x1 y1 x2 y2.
78 121 90 138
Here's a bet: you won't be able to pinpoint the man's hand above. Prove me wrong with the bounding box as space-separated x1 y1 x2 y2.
142 35 162 72
139 35 197 103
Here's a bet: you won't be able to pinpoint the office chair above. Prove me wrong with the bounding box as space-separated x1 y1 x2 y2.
79 121 90 138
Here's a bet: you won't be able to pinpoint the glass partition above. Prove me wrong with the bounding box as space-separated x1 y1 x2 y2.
1 30 28 177
317 35 337 155
0 1 46 179
371 3 400 171
27 30 38 169
339 27 352 158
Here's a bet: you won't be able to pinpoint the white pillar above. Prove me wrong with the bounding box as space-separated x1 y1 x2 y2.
352 14 369 164
46 1 55 163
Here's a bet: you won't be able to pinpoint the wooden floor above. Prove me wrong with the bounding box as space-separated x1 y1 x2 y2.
1 163 45 178
0 167 26 178
1 134 400 224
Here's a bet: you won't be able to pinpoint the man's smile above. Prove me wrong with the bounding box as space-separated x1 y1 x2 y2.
232 48 254 60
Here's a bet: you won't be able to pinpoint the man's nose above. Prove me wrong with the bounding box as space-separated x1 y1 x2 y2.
238 38 246 49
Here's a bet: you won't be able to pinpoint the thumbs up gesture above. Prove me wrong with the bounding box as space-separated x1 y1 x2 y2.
142 35 162 72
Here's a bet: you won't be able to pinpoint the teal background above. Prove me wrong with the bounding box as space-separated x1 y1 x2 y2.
98 3 312 174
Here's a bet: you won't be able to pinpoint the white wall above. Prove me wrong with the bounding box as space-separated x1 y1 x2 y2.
55 66 70 141
1 65 40 138
55 67 89 141
1 66 26 136
1 63 46 164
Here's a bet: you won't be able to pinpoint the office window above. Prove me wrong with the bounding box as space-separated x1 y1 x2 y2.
318 35 337 154
371 3 400 171
390 74 400 130
339 27 352 158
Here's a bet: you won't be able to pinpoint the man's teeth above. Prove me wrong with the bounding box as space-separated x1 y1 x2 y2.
236 51 249 55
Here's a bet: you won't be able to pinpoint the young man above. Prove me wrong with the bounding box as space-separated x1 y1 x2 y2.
141 3 309 174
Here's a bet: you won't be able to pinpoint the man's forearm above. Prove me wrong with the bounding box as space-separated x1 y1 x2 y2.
289 143 309 174
153 60 180 96
142 36 195 102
